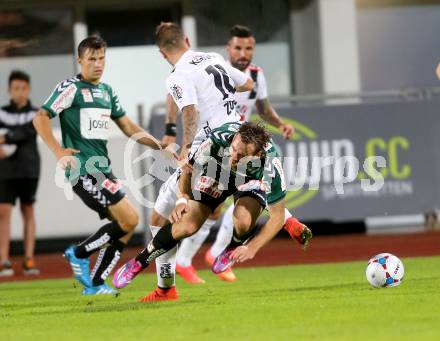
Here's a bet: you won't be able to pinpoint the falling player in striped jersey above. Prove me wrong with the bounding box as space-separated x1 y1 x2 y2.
172 25 312 284
123 22 254 302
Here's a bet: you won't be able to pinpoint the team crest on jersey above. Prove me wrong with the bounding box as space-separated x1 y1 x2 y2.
81 89 93 103
171 84 183 100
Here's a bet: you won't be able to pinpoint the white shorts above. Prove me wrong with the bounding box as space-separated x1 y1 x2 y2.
154 169 180 220
154 127 211 220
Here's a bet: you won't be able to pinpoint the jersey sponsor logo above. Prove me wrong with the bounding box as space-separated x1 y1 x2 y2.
102 178 121 194
91 89 110 102
81 89 93 103
80 108 111 140
92 89 103 98
171 84 183 101
50 84 77 114
189 54 213 65
194 176 222 198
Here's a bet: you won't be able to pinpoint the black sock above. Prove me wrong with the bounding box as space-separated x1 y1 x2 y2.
135 224 178 268
75 221 127 258
91 240 125 286
228 228 256 249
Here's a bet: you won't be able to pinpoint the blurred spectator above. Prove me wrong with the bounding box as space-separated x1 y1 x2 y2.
0 70 40 276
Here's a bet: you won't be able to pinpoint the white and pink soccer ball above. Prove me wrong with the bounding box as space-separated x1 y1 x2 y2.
365 253 404 288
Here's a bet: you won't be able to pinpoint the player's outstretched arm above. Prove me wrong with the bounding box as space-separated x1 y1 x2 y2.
114 115 162 150
255 98 294 139
231 199 285 263
33 109 80 168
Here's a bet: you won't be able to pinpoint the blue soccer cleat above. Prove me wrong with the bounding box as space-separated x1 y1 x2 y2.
81 283 119 296
63 246 92 287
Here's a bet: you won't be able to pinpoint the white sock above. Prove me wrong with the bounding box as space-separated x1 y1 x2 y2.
284 208 293 224
210 204 234 257
177 218 216 267
150 225 177 289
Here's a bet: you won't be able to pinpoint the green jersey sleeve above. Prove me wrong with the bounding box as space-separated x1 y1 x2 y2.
189 138 216 167
41 79 78 118
263 142 287 205
108 86 126 120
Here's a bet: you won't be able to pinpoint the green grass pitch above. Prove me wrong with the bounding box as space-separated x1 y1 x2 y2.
1 256 439 340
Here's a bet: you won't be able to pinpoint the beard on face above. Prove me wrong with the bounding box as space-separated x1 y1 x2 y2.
231 58 250 71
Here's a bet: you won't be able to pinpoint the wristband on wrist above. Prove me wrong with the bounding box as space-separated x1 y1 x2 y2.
165 123 177 137
175 197 188 207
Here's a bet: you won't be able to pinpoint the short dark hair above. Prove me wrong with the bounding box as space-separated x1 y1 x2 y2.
229 25 253 39
9 70 30 86
238 122 271 155
155 22 185 51
77 36 107 58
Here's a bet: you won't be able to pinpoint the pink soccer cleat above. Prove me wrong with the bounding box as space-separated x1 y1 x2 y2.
205 249 237 282
113 259 143 289
212 246 236 274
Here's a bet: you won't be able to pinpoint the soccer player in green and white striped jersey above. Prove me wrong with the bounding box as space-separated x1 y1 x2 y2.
33 36 167 295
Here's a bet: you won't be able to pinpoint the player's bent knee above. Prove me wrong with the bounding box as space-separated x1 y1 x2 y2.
233 218 253 236
119 229 134 244
150 210 169 227
173 222 199 239
119 211 139 231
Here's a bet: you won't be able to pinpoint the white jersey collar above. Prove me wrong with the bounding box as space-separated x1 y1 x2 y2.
173 50 195 70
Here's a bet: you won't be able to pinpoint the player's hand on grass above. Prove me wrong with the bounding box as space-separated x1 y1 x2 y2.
231 245 256 263
280 123 294 140
170 198 189 224
55 148 80 170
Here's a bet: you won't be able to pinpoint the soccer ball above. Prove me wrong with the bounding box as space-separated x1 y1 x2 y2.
365 253 404 288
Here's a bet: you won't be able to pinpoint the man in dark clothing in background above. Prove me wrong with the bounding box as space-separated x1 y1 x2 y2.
0 70 40 276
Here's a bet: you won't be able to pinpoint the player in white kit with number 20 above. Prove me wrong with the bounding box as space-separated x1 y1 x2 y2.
133 22 254 302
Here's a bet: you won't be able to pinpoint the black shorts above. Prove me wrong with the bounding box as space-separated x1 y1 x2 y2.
72 172 126 220
192 175 267 212
0 178 39 205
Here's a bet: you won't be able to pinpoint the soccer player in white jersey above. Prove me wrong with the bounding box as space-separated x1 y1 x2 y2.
172 25 311 284
136 22 254 302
